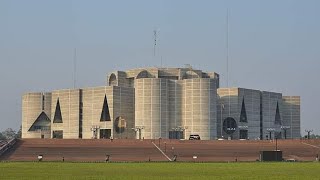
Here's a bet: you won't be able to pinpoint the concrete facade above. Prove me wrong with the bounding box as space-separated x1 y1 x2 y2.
22 67 300 140
107 68 219 140
81 86 135 139
261 91 283 140
182 79 217 140
22 92 52 139
282 96 301 138
217 88 300 140
51 89 80 139
217 88 261 140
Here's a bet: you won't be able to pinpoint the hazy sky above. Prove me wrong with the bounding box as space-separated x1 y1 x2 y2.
0 0 319 135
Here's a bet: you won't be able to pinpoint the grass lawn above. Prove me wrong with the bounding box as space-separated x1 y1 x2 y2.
1 162 320 179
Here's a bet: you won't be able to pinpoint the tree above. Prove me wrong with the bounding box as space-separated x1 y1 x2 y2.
15 126 22 139
2 128 16 140
0 132 6 140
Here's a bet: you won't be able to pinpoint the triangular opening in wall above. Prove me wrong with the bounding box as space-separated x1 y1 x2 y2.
28 112 51 131
100 95 111 121
53 99 63 123
275 102 282 125
240 97 247 122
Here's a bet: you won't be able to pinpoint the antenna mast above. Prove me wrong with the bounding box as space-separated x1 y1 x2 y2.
226 8 229 88
226 8 231 117
153 29 157 57
73 48 77 89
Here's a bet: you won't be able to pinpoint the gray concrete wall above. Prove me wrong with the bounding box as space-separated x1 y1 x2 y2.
261 91 283 139
51 89 80 139
238 88 261 140
283 96 301 138
168 80 183 133
135 78 169 139
218 88 279 140
183 79 217 140
82 86 114 139
217 88 239 139
22 92 51 139
112 86 135 139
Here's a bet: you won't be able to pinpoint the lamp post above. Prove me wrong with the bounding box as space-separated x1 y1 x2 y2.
39 128 42 139
220 104 224 138
305 129 313 139
184 126 188 140
275 137 279 161
164 142 167 153
281 126 290 139
266 128 275 140
91 125 100 139
132 126 145 140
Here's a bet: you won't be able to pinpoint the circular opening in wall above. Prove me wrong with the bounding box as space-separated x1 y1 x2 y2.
114 116 126 133
223 117 237 135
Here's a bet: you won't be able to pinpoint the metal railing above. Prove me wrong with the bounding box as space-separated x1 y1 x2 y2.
0 138 17 157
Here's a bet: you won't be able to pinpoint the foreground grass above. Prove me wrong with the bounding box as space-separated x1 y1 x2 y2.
1 162 320 180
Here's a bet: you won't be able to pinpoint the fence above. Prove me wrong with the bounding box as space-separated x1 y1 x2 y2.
0 138 17 157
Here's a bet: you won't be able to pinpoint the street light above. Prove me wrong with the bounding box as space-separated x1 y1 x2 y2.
266 128 275 140
132 126 145 140
305 129 313 139
164 142 167 153
281 126 290 139
91 125 100 139
184 126 188 139
38 128 42 139
158 137 162 148
220 103 224 138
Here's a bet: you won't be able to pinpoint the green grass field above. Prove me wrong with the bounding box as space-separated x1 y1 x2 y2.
1 162 320 179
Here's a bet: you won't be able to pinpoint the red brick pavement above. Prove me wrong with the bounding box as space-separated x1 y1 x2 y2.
1 139 319 162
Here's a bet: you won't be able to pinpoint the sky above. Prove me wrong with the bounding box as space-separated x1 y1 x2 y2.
0 0 319 135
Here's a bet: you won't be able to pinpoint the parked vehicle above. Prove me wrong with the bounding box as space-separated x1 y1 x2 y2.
189 134 201 140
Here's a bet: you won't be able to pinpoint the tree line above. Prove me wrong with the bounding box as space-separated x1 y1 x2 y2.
0 127 21 140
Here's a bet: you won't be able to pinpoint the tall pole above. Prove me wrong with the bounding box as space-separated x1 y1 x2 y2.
138 129 140 140
153 30 157 57
73 48 77 89
226 8 229 88
284 129 287 139
221 104 224 138
275 138 278 161
269 131 272 140
165 142 166 153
